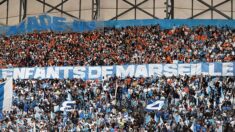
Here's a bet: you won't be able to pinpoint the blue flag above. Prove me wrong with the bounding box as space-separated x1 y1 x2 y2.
154 114 159 123
0 112 4 120
173 114 182 123
145 115 151 124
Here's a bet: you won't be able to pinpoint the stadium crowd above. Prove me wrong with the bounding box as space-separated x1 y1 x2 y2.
0 24 234 132
0 75 234 131
0 25 234 68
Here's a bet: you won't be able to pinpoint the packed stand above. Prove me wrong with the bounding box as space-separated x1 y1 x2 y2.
0 24 235 132
0 75 234 131
0 25 235 68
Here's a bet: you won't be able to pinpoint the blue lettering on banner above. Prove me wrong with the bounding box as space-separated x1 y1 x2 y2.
2 15 235 36
27 16 42 32
4 15 99 36
16 21 26 34
52 17 66 31
39 15 51 30
0 62 234 80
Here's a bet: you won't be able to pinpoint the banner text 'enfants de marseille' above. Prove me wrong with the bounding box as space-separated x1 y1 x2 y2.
0 62 234 80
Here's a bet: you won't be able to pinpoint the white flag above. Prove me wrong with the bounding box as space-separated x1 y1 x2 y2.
0 79 13 112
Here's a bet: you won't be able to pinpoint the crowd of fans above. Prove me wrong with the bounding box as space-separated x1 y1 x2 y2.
0 75 234 131
0 25 234 68
0 24 234 131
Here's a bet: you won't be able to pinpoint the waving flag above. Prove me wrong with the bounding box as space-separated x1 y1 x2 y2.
0 79 13 112
190 122 196 132
0 111 4 121
220 87 225 103
154 114 159 123
145 115 151 124
173 114 182 123
146 100 165 111
159 117 164 125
